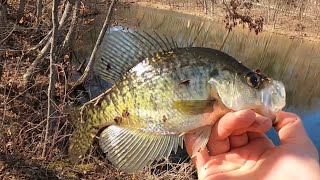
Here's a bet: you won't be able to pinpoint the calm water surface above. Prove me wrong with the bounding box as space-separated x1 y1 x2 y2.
78 5 320 152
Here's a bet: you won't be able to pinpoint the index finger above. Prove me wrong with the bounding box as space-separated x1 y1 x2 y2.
211 109 272 140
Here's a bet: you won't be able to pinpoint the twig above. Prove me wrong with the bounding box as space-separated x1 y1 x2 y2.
220 28 230 50
0 61 2 82
76 58 86 73
22 1 71 87
42 0 59 158
61 0 79 54
70 0 117 91
27 30 51 52
36 0 42 28
0 24 15 44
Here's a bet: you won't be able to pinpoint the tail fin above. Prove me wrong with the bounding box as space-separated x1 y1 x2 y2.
68 106 102 162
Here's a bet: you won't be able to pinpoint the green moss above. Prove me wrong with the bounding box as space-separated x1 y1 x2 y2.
75 163 95 172
47 161 70 171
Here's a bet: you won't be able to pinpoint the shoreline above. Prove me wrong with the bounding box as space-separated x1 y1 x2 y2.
134 1 320 43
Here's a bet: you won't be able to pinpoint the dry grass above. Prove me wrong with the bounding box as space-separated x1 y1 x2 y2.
0 23 196 180
0 1 197 179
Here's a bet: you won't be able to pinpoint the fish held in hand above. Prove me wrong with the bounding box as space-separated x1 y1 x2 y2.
68 30 286 172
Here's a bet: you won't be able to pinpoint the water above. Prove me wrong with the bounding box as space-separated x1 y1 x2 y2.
80 5 320 152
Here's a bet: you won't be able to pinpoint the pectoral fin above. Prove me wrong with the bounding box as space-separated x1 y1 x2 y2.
99 125 184 173
190 126 212 157
173 100 215 115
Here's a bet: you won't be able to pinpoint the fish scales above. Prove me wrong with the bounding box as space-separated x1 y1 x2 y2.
90 49 224 130
70 48 227 161
69 31 286 173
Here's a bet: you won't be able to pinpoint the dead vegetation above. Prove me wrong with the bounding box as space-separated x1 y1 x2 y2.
0 0 319 179
0 0 196 178
134 0 320 40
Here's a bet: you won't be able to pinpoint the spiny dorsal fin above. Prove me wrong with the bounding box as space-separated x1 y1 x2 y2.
95 30 178 84
99 125 184 173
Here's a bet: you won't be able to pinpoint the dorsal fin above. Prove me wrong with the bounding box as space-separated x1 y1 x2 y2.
95 30 178 83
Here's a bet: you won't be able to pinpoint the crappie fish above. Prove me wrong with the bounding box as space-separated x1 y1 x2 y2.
69 30 286 172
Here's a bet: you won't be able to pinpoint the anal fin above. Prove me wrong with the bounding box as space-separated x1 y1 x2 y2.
99 125 183 173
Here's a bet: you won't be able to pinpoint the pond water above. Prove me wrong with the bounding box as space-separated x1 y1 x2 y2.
78 5 320 153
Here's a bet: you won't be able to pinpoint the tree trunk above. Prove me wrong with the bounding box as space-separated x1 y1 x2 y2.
36 0 43 28
272 0 280 30
17 0 27 21
0 0 7 29
210 0 214 16
298 0 306 21
203 0 207 14
0 1 7 70
267 0 270 25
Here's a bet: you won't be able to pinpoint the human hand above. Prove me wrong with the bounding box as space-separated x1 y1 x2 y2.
185 110 320 180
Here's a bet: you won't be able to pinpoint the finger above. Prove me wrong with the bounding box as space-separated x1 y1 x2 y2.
275 111 309 144
247 131 272 143
229 133 248 148
207 137 230 156
212 110 271 140
275 111 318 157
212 109 256 140
207 110 255 155
231 114 272 135
185 132 210 168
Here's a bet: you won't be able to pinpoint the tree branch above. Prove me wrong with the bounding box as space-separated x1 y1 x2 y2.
42 0 59 158
22 1 71 87
70 0 117 92
35 0 43 28
61 0 79 54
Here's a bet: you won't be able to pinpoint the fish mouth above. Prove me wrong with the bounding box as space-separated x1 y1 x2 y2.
208 78 286 119
258 80 286 118
261 80 286 112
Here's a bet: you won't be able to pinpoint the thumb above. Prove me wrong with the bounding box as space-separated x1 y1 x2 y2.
275 111 318 158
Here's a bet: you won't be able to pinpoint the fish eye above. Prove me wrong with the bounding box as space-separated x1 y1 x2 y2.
246 73 261 88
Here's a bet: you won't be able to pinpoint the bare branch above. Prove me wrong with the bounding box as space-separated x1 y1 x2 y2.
42 0 59 158
70 0 117 91
23 1 72 87
0 56 3 82
220 28 230 50
36 0 43 28
0 1 7 26
0 24 15 48
61 0 79 53
0 1 8 66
